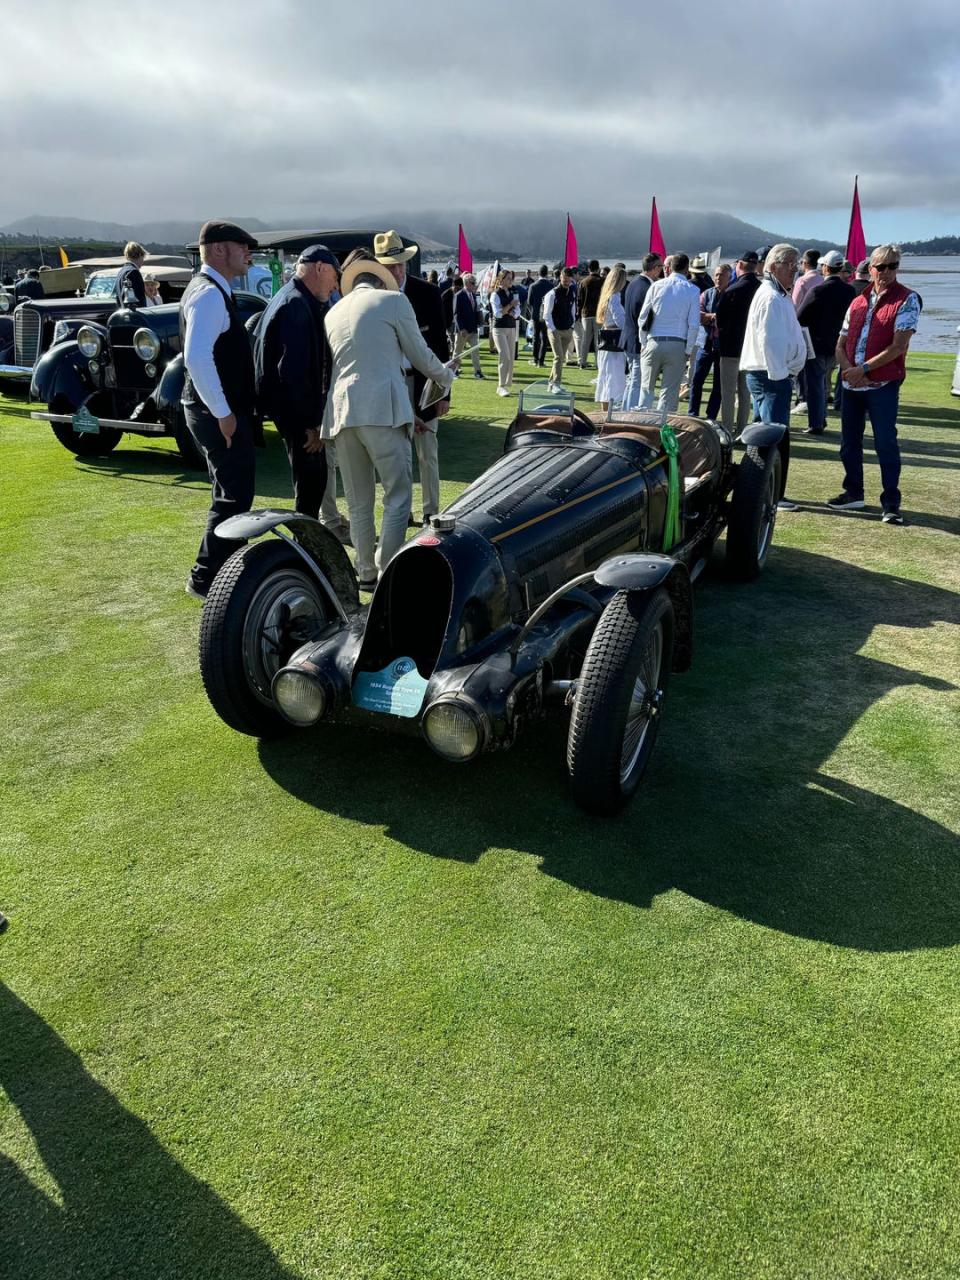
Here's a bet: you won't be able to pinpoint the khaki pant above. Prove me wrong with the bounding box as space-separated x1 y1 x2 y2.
453 329 481 374
578 315 598 366
639 338 687 413
719 356 752 432
492 326 516 389
414 425 440 517
548 328 574 385
335 424 412 582
320 440 345 528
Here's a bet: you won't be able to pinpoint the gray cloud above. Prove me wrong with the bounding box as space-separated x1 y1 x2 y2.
2 0 959 227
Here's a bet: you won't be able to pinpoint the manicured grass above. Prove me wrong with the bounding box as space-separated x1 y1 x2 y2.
1 349 959 1279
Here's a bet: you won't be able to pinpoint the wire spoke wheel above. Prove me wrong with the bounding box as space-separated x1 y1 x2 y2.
241 571 328 706
620 622 664 783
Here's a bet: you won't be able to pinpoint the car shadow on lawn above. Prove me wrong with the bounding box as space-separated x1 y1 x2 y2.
0 985 298 1280
259 546 960 953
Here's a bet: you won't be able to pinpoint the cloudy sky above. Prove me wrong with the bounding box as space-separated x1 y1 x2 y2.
3 0 959 241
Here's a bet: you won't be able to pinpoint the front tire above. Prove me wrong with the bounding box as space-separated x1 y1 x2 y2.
726 446 781 580
199 540 332 736
50 415 123 458
566 588 674 816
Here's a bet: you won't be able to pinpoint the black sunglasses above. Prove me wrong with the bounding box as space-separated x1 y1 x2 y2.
874 261 900 270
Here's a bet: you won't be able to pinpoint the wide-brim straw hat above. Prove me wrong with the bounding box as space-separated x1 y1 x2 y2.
373 230 417 264
340 257 399 295
690 256 708 272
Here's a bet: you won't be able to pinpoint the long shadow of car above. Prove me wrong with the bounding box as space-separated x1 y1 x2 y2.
257 546 960 953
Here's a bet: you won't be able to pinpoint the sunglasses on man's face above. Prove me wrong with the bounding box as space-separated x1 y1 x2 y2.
874 261 900 271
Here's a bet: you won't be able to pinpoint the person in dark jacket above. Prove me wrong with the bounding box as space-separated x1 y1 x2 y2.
255 243 339 518
14 269 43 301
796 250 856 435
527 265 553 368
453 273 483 377
116 241 147 307
621 253 663 409
688 263 731 417
576 259 603 367
714 250 761 431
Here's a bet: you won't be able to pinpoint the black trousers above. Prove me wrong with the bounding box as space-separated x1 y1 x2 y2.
184 403 256 591
533 318 549 366
274 415 328 520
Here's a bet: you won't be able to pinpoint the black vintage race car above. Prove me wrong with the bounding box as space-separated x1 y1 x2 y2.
196 386 785 814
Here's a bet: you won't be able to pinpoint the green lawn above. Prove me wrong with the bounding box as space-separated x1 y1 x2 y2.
1 349 959 1279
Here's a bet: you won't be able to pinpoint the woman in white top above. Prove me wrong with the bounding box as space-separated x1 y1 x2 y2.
143 274 163 306
594 265 627 410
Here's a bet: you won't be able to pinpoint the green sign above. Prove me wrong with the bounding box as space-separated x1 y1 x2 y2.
270 252 283 297
72 406 100 435
352 657 429 719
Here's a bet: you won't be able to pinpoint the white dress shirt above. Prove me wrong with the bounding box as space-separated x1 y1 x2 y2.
182 265 233 419
637 273 701 353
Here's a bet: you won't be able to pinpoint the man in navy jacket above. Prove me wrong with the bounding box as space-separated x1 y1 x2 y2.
621 253 663 409
526 266 553 368
453 274 483 377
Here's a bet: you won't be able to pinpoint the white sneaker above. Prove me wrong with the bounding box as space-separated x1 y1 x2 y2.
496 387 510 397
791 402 807 415
777 498 800 511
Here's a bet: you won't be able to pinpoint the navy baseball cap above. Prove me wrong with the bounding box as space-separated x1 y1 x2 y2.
739 250 760 265
298 244 339 269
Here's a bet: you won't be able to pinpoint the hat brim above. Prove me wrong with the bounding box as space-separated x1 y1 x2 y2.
374 245 417 264
340 259 400 295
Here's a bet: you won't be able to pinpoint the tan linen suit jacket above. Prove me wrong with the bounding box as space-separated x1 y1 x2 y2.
321 283 454 438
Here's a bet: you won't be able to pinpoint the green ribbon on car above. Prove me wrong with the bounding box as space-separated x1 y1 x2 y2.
660 423 681 551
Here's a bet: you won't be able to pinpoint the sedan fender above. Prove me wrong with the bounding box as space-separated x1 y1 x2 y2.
595 552 693 672
30 339 96 410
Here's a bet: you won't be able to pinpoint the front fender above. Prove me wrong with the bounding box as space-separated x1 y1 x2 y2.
740 423 785 447
155 353 186 420
595 552 693 673
216 509 360 615
30 341 95 409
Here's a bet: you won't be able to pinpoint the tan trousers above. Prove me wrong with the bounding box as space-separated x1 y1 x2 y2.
335 425 412 582
719 356 752 432
414 425 440 517
548 328 574 385
578 315 598 366
492 326 516 389
453 329 481 374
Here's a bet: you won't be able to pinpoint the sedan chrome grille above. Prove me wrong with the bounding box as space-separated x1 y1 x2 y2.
14 307 41 368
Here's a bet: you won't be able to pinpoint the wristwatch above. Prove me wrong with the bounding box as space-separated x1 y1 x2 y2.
861 363 870 376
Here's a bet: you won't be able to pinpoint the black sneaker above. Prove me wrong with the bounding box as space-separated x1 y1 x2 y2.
826 493 865 510
474 371 485 379
803 426 825 436
777 498 800 511
185 577 207 601
407 514 421 528
881 509 905 525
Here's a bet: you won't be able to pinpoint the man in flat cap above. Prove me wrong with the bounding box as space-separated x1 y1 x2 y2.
180 220 260 599
373 230 450 525
255 243 340 524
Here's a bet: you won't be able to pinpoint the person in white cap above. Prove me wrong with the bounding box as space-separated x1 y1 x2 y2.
322 250 455 591
796 250 855 435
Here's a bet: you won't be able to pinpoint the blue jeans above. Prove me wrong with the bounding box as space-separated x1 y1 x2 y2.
688 347 722 417
621 354 643 409
839 381 902 510
803 355 834 432
745 371 792 499
745 370 792 426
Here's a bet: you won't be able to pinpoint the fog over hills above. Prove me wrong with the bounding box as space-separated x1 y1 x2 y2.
1 210 842 258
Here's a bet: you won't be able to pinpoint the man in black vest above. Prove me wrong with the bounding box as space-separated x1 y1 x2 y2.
255 243 338 518
180 219 259 600
543 268 577 391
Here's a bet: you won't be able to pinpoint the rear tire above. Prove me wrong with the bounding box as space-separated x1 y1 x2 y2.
199 540 332 737
726 446 781 580
566 588 674 816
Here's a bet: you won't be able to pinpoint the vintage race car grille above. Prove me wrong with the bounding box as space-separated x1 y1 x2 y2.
14 307 41 368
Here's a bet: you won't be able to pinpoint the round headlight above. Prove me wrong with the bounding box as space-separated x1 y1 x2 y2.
77 326 101 359
273 668 326 726
144 362 157 378
88 359 100 376
422 700 484 762
133 328 161 361
0 293 11 313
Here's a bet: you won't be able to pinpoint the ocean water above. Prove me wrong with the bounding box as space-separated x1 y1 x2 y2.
470 254 960 353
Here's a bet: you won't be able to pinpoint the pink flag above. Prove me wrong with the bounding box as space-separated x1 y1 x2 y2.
845 176 867 268
457 223 473 274
564 214 579 268
649 196 667 258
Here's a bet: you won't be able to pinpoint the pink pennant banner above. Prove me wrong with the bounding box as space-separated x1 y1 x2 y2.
649 196 667 259
845 177 867 269
457 223 473 274
564 214 579 269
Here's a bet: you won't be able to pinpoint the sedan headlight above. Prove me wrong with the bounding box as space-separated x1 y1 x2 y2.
133 328 161 362
422 699 485 762
272 667 327 726
77 326 102 359
0 293 10 313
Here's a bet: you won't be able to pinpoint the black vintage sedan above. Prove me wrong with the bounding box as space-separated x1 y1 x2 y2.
196 385 785 815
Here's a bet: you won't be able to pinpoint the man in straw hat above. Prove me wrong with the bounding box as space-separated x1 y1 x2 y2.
372 229 451 525
322 248 455 591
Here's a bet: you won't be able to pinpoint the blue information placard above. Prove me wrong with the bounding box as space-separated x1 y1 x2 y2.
352 657 430 719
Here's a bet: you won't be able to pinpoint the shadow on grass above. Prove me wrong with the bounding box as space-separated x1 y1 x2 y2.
0 985 297 1280
793 503 960 537
259 547 959 952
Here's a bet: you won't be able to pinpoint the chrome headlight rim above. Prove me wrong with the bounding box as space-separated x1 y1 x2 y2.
0 293 10 313
77 325 102 359
133 327 161 362
271 663 329 727
421 695 488 764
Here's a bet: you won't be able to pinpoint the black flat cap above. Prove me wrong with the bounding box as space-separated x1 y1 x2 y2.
199 219 258 249
297 244 339 269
